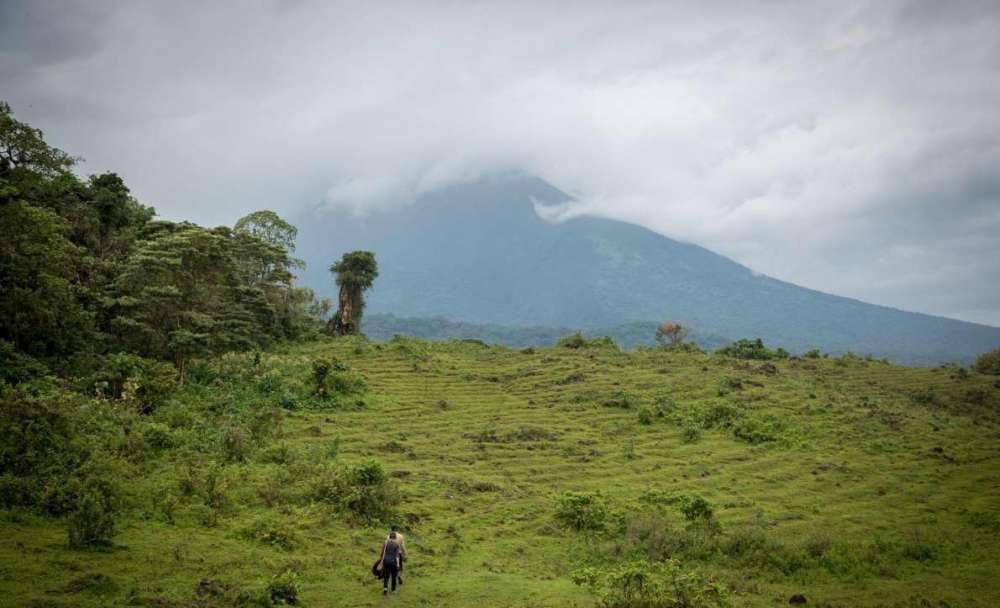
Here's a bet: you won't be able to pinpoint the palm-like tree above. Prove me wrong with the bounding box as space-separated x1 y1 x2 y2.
327 251 378 335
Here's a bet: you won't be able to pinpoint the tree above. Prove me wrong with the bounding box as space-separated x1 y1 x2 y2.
234 210 298 252
327 251 378 336
0 101 74 176
655 322 688 348
975 348 1000 375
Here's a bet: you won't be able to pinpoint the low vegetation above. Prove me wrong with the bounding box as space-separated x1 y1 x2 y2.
2 336 999 606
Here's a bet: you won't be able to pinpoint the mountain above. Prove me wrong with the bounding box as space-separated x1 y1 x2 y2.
295 174 1000 364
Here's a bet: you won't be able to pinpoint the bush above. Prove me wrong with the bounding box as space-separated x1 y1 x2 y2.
0 388 83 511
637 407 655 425
731 415 784 444
555 491 610 532
267 568 300 605
220 422 252 463
694 402 741 429
558 332 618 350
974 348 1000 375
803 349 822 359
681 425 701 443
311 358 366 402
573 559 729 608
67 489 118 547
85 353 176 413
142 423 174 450
65 459 123 548
242 517 298 551
199 464 230 527
310 459 399 524
679 495 714 522
558 332 588 349
715 338 785 361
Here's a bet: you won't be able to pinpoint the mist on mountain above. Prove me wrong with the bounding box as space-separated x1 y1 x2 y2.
296 174 1000 364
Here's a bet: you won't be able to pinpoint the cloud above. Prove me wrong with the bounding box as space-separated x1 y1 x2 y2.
2 0 999 325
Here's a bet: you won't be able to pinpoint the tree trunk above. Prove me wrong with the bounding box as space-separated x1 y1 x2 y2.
328 283 355 336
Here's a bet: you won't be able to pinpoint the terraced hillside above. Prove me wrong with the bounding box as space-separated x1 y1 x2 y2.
3 336 999 607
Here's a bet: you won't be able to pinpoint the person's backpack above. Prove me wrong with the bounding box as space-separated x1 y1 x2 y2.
371 559 382 578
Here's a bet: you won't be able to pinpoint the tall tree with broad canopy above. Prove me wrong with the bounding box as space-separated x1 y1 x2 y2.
328 251 378 336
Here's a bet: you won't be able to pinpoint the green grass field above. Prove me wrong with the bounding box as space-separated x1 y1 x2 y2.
3 336 999 607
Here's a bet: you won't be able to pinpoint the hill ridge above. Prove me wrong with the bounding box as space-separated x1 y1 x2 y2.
295 174 1000 364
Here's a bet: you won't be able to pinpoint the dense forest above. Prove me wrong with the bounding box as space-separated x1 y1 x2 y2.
0 101 330 386
0 101 337 525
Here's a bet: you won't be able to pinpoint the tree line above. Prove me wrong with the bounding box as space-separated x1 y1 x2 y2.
0 101 374 386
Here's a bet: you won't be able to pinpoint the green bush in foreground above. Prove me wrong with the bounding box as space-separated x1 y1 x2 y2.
573 559 730 608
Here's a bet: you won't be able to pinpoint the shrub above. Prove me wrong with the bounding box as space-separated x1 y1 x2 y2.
201 465 230 526
67 490 118 548
720 526 771 560
220 422 252 463
267 568 300 605
310 459 399 524
731 415 784 444
694 402 741 429
679 495 714 522
573 559 729 608
257 468 292 507
974 348 1000 375
0 388 80 509
242 517 298 551
558 332 588 349
65 459 123 548
681 425 701 443
558 332 618 350
311 359 366 402
311 359 333 397
247 407 284 445
803 349 822 359
85 353 176 413
637 407 654 425
142 423 174 450
555 491 610 532
715 338 784 361
910 388 940 407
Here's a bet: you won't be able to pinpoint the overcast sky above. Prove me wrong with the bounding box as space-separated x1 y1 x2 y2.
2 0 999 326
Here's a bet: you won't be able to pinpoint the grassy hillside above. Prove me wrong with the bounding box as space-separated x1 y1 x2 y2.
3 336 999 607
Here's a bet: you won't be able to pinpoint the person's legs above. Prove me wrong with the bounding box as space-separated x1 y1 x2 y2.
382 567 389 593
398 557 404 585
390 564 398 591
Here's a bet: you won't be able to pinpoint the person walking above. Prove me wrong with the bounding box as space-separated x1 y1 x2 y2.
378 531 402 594
387 525 407 585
